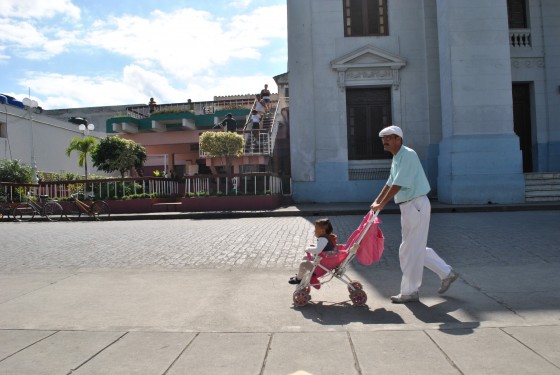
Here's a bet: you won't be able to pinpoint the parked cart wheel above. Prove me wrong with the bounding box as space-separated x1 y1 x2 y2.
347 281 363 293
293 290 311 307
350 289 367 306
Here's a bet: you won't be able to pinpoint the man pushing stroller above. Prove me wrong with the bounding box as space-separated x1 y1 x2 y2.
370 125 459 303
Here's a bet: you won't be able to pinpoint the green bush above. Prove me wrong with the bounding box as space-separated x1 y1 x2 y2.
0 159 34 183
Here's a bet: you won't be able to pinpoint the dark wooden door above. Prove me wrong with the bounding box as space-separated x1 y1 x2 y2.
512 83 533 172
346 87 392 160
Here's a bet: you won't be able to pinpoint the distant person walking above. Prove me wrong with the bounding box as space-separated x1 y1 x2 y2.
370 125 459 303
260 84 271 113
255 94 266 115
248 109 261 144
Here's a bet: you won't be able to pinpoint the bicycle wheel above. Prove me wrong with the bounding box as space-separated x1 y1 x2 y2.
91 201 110 220
12 203 35 222
44 201 64 222
64 202 82 221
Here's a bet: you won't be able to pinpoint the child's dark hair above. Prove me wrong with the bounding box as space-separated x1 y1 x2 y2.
315 218 333 234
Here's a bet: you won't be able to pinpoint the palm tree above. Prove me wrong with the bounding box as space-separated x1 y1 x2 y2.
66 136 97 179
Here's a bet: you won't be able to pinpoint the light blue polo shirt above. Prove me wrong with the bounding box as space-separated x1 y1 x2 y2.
387 145 431 204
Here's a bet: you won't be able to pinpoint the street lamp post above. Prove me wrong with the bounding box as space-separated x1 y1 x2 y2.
78 123 95 136
22 97 39 183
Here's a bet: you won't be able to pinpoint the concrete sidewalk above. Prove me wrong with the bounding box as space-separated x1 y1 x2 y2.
1 265 559 374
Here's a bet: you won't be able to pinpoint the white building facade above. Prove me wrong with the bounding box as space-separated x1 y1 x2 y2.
287 0 559 204
0 103 106 178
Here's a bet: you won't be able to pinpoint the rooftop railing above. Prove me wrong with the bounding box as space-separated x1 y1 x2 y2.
125 98 256 119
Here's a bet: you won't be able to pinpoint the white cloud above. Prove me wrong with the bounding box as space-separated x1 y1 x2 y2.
226 0 255 9
84 5 287 82
0 0 80 20
0 17 80 60
122 65 186 102
5 3 287 107
0 20 47 46
17 72 145 109
16 65 279 109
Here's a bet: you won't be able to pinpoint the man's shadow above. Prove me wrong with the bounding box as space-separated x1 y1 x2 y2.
404 296 480 335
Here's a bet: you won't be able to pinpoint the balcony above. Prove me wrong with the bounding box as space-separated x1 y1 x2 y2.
509 29 531 48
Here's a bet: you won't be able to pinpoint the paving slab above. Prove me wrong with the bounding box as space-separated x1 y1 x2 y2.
350 330 458 374
0 329 56 361
75 331 196 375
167 333 270 375
426 327 560 374
263 332 357 375
0 330 124 375
0 272 74 304
503 326 560 368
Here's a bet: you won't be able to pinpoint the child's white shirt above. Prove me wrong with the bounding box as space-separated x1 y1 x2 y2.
306 237 329 254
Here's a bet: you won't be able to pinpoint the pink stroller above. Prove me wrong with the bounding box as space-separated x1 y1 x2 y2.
292 211 384 307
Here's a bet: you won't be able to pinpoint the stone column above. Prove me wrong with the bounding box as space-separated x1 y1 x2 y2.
287 0 316 183
436 0 525 204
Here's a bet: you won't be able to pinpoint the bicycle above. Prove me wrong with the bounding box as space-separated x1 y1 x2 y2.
0 194 14 220
65 192 110 221
12 193 64 222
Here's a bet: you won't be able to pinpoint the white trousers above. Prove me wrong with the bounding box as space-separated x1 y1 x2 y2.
399 195 452 295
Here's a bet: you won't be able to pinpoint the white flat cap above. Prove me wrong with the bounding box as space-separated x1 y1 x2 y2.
379 125 403 138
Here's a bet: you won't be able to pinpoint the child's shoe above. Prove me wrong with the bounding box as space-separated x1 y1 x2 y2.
288 276 301 284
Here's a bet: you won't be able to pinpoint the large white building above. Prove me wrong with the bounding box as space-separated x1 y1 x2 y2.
287 0 559 204
0 101 107 178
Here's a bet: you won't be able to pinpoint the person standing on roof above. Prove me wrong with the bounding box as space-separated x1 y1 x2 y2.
219 113 238 132
148 97 157 114
370 125 459 304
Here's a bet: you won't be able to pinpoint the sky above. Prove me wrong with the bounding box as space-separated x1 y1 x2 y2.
0 0 287 110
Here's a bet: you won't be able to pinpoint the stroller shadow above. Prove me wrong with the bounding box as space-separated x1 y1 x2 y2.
294 300 404 325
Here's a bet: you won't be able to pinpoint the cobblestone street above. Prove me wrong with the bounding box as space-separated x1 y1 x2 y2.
1 211 559 272
2 210 560 374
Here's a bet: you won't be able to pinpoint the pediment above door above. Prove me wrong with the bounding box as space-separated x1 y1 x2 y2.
331 45 407 90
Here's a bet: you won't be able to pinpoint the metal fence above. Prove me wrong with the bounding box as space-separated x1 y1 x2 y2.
1 173 284 202
184 173 283 196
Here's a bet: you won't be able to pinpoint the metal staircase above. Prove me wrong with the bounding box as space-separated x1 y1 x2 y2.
525 173 560 202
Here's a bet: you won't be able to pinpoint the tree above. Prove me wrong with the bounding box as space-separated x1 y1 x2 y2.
0 159 34 183
199 131 244 175
91 137 147 178
65 136 97 179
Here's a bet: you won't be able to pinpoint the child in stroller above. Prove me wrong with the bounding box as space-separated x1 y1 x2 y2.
288 218 339 285
291 211 384 307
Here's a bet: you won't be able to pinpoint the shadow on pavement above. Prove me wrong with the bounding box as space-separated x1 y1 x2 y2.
405 299 481 335
293 300 405 325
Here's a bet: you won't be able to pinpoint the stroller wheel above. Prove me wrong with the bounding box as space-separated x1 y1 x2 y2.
350 289 367 306
347 281 363 293
293 290 311 307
